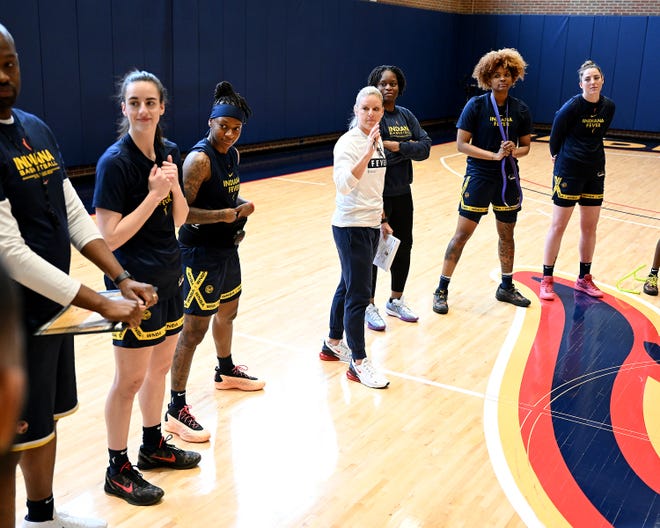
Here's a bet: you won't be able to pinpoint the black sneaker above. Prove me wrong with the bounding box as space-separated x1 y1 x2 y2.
496 285 531 307
104 462 164 506
214 365 266 391
137 434 201 470
432 289 449 314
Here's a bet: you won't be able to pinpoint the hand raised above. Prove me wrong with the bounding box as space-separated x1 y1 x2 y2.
148 164 172 201
161 154 179 184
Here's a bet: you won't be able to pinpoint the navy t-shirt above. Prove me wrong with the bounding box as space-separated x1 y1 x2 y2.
456 93 532 181
549 94 615 174
93 134 183 298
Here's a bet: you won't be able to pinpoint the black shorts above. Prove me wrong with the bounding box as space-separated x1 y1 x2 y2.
112 291 184 348
13 334 77 451
552 168 605 207
180 245 242 316
458 174 521 224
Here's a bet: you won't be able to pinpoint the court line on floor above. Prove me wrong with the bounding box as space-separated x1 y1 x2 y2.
382 370 485 398
534 207 659 229
234 330 487 399
275 177 325 185
440 153 659 225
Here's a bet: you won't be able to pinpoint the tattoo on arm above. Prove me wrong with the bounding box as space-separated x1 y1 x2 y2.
182 153 210 205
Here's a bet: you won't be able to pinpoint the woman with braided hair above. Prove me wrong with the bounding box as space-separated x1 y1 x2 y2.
165 81 264 444
432 48 533 315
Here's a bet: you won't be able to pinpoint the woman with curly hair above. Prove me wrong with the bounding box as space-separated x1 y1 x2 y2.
539 60 616 300
432 48 533 315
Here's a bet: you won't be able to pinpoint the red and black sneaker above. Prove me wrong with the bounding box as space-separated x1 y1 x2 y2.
137 434 201 470
104 461 164 506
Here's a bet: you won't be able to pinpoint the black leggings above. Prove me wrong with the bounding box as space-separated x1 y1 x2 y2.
371 193 413 297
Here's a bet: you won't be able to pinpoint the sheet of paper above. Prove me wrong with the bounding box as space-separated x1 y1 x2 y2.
373 234 400 272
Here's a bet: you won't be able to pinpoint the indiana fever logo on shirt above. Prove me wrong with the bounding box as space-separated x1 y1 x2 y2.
160 193 173 216
583 117 605 133
490 116 513 127
368 158 387 169
223 174 240 195
11 148 60 180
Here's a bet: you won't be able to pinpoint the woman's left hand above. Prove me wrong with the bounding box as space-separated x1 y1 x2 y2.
161 155 180 186
380 221 393 238
501 140 517 157
235 201 255 219
119 279 159 308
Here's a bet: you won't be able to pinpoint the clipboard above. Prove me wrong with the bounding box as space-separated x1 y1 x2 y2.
34 290 123 336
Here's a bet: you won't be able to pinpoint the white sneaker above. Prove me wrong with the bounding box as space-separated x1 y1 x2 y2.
347 358 389 388
385 297 418 322
23 511 107 528
365 303 386 331
320 338 351 363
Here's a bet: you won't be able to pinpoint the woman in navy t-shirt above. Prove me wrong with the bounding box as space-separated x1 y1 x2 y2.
93 70 199 507
432 48 532 315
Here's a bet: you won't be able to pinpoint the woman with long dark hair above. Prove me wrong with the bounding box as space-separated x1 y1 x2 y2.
94 70 198 506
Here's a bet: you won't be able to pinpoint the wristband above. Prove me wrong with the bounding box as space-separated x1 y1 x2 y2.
381 217 388 224
113 270 133 285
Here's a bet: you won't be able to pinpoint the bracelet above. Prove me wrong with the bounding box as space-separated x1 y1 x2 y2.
113 270 133 285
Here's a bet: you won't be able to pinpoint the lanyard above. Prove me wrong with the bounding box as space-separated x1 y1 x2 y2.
489 92 522 207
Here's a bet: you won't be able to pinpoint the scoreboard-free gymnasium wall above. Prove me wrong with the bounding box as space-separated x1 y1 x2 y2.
2 1 658 168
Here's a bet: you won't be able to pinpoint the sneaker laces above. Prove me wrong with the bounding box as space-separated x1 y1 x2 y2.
231 365 254 379
647 275 658 287
117 461 148 484
178 405 202 428
393 297 414 315
542 280 555 296
357 358 378 377
158 434 182 453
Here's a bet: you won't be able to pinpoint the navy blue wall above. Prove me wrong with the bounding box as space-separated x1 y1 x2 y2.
2 2 658 168
456 14 660 133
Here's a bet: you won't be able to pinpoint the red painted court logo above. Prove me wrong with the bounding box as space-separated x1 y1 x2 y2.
485 270 660 527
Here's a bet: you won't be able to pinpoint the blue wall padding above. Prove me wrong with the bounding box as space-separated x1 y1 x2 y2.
1 1 658 168
636 16 660 132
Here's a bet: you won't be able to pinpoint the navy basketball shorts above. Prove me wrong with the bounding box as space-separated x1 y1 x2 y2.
13 333 77 450
458 174 521 224
180 245 242 317
552 168 605 207
112 290 184 348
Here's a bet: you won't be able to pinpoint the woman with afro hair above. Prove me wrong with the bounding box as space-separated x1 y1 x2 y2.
432 48 533 315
